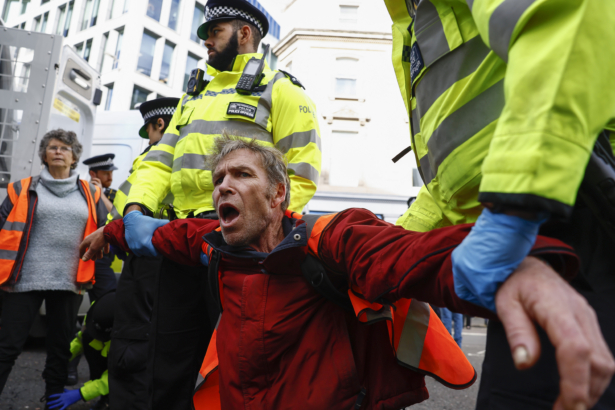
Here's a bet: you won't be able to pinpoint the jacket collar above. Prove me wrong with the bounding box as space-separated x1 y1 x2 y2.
203 213 307 260
206 53 270 77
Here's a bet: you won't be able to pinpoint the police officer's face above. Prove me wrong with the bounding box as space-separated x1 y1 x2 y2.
205 22 239 71
212 149 283 247
91 170 113 188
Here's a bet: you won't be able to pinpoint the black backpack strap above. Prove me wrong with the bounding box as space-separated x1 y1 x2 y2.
301 254 353 312
207 249 223 312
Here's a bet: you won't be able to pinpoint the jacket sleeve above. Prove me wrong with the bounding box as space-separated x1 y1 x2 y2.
396 185 451 232
125 99 183 214
103 218 220 266
470 0 615 216
271 78 322 213
318 208 578 317
0 194 14 229
80 370 108 401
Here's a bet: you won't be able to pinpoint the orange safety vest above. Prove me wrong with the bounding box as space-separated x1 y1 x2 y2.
194 211 476 409
0 176 101 287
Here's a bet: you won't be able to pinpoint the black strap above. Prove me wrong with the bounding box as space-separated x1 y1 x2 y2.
207 249 223 312
301 254 353 312
392 145 412 163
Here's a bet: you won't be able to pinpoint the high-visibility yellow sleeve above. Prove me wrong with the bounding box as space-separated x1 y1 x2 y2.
125 99 183 214
271 79 322 213
69 332 83 361
471 0 615 215
80 370 108 401
396 185 452 231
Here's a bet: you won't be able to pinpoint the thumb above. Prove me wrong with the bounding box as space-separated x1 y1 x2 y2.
496 293 541 370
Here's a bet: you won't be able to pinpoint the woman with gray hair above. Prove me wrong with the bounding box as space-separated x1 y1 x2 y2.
0 129 107 408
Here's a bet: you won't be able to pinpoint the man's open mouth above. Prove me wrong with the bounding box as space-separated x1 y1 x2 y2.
219 203 240 225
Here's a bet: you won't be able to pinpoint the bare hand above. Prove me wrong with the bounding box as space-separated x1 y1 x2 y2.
91 177 102 188
80 226 109 261
496 256 615 410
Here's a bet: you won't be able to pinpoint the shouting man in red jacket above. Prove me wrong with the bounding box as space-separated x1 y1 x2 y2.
81 136 613 410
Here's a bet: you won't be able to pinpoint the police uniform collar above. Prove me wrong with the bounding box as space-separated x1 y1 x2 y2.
206 53 267 76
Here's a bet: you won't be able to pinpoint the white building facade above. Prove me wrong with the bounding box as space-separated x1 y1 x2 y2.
1 0 281 111
272 0 422 220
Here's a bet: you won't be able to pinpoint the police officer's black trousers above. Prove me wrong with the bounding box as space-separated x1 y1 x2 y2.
82 332 108 391
149 257 216 410
476 206 615 410
108 254 161 410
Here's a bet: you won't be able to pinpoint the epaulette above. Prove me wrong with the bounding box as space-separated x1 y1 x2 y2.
278 69 305 89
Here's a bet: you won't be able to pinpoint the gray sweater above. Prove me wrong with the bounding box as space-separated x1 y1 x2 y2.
4 169 89 293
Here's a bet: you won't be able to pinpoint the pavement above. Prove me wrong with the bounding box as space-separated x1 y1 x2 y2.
0 319 488 410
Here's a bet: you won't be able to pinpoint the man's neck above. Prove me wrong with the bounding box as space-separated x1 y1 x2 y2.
249 213 285 254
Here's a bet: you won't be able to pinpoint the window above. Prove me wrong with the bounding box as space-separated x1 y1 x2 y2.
190 3 205 43
33 15 41 32
40 12 49 33
34 13 49 32
412 169 423 187
131 86 150 109
113 28 123 69
159 42 174 84
84 39 93 61
98 33 108 71
105 83 113 110
123 0 130 13
335 57 358 97
339 5 358 23
146 0 162 21
80 0 100 30
137 31 157 76
55 1 73 36
2 0 31 22
184 53 199 90
168 0 181 30
74 42 84 57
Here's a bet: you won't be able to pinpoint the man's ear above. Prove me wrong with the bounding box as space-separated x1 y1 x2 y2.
238 25 252 47
157 118 165 130
271 182 286 209
89 170 96 178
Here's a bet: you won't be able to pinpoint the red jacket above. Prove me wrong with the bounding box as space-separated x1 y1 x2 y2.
104 208 578 410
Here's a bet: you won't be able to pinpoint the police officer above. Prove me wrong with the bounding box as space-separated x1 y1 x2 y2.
82 154 119 301
384 0 615 409
106 97 179 410
122 1 322 408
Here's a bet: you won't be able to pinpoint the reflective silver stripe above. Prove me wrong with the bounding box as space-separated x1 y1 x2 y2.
362 307 393 324
159 132 180 148
12 180 23 198
181 94 191 107
489 0 536 62
419 153 434 184
288 162 319 184
255 72 285 129
109 206 122 221
421 79 504 185
396 300 430 368
118 180 131 196
414 0 449 67
174 153 211 171
276 129 321 154
0 249 18 260
415 35 491 119
466 0 474 10
411 108 421 136
178 120 273 143
2 220 25 231
143 149 174 168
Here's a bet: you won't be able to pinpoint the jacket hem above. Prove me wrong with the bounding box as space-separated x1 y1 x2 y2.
478 192 573 219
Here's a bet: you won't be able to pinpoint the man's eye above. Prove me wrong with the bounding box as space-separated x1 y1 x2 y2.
240 172 250 177
214 177 223 185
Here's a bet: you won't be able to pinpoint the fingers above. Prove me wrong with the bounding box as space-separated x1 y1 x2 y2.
78 237 90 258
104 243 110 254
496 291 541 370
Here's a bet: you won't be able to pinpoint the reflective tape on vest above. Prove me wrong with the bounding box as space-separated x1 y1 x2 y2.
0 177 32 284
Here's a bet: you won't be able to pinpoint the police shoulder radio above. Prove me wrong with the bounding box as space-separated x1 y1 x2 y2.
236 44 270 95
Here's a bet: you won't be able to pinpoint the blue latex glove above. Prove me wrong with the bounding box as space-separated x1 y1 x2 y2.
47 388 82 409
452 207 548 312
123 211 169 257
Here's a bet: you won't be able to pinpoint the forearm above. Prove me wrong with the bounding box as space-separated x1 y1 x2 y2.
150 219 219 265
80 370 108 401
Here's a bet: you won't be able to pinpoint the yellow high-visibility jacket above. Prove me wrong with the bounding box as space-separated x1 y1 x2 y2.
69 330 111 401
106 145 172 223
385 0 615 232
126 53 322 218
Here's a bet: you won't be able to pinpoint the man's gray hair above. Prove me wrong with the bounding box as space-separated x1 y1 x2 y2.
38 129 83 169
209 132 291 211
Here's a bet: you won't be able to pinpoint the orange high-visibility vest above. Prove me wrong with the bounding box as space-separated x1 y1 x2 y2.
0 176 101 287
194 211 476 409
